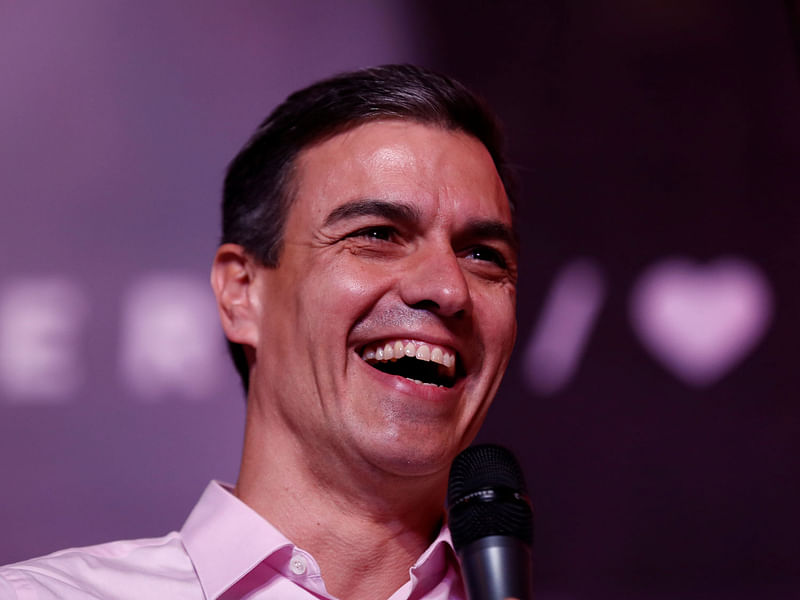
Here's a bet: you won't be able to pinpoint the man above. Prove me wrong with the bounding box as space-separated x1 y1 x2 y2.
0 64 518 600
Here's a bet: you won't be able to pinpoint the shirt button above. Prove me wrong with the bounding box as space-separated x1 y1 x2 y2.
290 554 308 576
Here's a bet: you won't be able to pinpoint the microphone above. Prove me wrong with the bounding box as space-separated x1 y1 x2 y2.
447 444 533 600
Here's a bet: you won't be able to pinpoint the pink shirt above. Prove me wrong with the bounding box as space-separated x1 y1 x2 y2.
0 481 465 599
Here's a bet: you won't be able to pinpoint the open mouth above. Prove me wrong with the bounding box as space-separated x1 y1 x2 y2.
360 339 461 388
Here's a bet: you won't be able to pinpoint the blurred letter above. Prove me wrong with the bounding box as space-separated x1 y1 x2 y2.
0 278 88 402
119 273 224 401
523 259 606 396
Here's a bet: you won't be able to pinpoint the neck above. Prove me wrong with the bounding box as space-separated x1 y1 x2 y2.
235 403 449 600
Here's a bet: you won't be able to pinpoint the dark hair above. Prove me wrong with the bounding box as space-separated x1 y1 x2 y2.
222 64 514 391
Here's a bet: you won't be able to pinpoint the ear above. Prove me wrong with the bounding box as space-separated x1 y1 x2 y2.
210 244 261 348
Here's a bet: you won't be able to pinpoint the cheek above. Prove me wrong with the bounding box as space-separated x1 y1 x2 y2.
302 260 394 323
476 289 517 358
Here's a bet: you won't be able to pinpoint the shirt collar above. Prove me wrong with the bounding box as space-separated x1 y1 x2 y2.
181 481 295 599
181 481 461 600
408 522 462 594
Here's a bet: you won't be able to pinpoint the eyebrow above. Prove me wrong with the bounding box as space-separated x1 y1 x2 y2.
324 199 421 227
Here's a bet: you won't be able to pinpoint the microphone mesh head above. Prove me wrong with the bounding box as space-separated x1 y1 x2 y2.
447 444 533 549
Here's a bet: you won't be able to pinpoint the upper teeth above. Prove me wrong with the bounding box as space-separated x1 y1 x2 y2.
361 340 456 371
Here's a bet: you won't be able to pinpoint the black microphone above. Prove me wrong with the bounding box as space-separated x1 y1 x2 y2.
447 444 533 600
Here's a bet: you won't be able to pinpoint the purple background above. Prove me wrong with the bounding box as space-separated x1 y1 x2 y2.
2 2 799 599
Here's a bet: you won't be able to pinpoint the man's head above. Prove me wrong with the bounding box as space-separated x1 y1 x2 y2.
212 65 518 480
220 64 515 390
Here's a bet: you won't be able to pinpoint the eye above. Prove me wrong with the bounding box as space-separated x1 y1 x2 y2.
465 245 508 268
347 226 397 242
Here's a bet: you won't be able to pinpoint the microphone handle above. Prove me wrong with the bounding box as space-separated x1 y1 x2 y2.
457 535 533 600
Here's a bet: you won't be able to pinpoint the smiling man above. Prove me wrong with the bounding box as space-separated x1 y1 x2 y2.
0 65 518 600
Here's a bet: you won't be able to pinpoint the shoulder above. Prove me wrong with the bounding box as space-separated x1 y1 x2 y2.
0 533 202 599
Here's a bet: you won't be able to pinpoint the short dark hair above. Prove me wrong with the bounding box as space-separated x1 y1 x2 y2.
222 64 514 391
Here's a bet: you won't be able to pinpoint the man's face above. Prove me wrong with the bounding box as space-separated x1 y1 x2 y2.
249 120 517 479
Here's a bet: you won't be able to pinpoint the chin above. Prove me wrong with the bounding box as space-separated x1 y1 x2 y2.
363 434 462 480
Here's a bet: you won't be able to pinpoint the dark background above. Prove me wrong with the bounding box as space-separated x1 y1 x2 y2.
1 2 798 598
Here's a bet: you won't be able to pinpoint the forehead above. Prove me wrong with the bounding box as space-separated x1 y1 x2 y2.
288 120 512 226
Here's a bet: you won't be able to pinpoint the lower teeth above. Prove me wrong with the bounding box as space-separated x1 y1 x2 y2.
405 377 441 388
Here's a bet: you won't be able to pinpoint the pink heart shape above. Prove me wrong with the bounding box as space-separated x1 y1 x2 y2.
629 257 773 387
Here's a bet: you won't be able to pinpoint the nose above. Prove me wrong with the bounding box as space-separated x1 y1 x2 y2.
399 248 472 318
